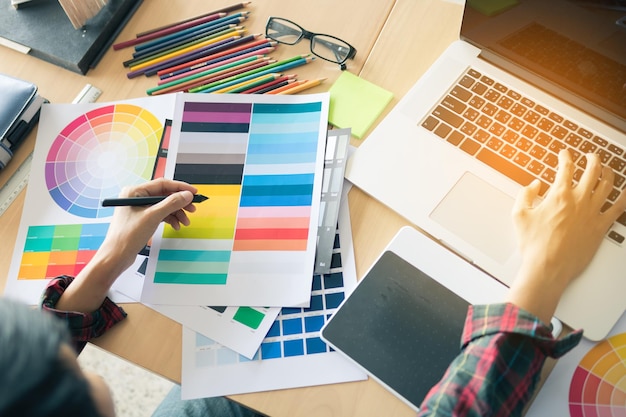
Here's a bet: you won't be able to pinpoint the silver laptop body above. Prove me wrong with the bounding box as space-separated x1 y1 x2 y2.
346 0 626 341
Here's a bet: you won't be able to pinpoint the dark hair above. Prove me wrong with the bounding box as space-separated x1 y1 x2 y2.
0 297 104 417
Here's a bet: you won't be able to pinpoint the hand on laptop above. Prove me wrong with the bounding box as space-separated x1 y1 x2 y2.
507 149 626 324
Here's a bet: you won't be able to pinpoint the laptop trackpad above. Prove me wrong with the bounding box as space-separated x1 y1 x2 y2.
430 172 517 264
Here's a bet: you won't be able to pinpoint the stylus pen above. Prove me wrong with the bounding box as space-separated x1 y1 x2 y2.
101 194 209 207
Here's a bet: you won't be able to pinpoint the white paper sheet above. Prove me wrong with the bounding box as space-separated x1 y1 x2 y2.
4 95 176 305
180 187 367 399
151 304 280 359
141 93 330 307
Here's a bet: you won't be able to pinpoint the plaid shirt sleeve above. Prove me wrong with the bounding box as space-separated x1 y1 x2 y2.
417 303 583 417
40 275 127 353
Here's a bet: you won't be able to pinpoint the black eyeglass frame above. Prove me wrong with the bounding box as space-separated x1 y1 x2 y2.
265 16 357 70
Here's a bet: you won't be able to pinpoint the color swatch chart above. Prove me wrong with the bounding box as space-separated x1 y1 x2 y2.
18 223 108 280
569 332 626 417
142 93 329 307
44 104 163 218
180 203 367 400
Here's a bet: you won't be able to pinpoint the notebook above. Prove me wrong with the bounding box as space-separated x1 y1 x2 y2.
320 226 508 411
345 0 626 341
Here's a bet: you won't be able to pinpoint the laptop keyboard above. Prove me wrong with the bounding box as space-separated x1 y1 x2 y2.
420 67 626 245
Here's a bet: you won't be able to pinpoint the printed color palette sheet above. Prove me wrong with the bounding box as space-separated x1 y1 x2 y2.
142 93 329 307
527 314 626 417
181 190 367 399
6 95 176 305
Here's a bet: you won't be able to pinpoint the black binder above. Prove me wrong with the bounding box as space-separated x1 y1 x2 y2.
0 0 142 74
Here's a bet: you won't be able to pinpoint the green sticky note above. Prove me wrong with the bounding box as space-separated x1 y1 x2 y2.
328 71 393 139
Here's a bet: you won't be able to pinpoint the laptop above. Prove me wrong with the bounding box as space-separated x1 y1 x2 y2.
345 0 626 341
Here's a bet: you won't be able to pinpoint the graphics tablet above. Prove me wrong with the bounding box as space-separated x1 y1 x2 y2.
321 226 508 411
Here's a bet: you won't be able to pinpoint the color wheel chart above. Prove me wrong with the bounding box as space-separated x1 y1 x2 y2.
6 96 175 305
526 315 626 417
45 103 163 218
142 94 329 307
569 332 626 417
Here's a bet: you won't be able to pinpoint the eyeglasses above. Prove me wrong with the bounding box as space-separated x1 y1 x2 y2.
265 17 357 70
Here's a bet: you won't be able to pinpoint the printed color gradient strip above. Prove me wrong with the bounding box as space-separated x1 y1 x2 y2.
153 100 322 285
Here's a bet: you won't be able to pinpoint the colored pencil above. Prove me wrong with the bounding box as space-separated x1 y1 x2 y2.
148 57 273 95
148 55 268 94
157 39 275 79
131 23 238 60
274 78 327 95
214 73 281 94
133 14 249 53
142 34 263 77
125 26 244 69
252 79 294 94
128 30 245 72
135 2 251 38
191 55 314 93
158 49 273 84
127 35 250 79
243 75 296 94
113 12 227 50
157 53 263 85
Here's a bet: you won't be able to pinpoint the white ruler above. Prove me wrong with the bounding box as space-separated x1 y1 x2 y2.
0 84 102 217
0 151 32 217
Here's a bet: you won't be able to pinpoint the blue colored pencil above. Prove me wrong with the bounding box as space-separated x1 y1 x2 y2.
125 26 243 68
131 23 237 60
134 14 248 54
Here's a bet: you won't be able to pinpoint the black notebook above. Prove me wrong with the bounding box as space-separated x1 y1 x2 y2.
321 226 508 411
0 0 142 74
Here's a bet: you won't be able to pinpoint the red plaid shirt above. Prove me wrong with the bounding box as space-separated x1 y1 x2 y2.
41 277 582 416
418 303 582 416
40 275 127 353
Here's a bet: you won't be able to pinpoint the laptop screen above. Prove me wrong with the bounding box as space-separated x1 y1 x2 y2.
460 0 626 131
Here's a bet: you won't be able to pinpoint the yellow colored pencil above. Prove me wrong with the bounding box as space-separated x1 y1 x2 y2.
274 78 327 95
129 29 245 72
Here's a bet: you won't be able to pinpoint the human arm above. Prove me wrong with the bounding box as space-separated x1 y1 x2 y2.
417 150 626 416
54 178 197 313
40 178 198 349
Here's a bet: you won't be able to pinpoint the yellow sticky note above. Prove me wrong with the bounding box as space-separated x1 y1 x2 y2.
328 72 393 139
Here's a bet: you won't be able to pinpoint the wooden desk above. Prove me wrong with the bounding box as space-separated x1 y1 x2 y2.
0 1 463 415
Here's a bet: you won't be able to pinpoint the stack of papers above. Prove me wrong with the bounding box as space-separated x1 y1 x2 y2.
4 91 367 399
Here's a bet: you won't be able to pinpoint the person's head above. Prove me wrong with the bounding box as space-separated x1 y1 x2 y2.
0 297 115 417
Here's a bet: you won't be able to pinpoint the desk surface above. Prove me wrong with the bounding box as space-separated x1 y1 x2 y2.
0 1 464 415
